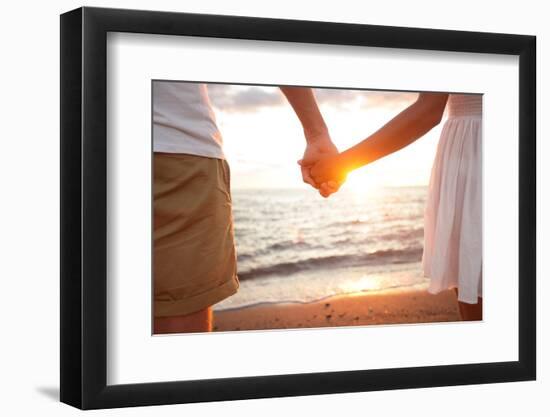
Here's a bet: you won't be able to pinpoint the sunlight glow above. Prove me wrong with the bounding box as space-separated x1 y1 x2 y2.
214 88 438 190
342 168 384 197
337 274 385 294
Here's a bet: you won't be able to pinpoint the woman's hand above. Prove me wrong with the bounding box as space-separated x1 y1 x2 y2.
318 180 342 197
309 153 348 186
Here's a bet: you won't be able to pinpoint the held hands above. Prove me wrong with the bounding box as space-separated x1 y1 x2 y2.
310 153 348 186
299 131 346 198
300 153 347 197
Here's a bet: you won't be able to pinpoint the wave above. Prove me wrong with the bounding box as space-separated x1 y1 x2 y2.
325 215 423 229
237 240 313 261
237 227 424 261
326 219 366 227
266 240 310 251
237 246 423 281
379 227 424 241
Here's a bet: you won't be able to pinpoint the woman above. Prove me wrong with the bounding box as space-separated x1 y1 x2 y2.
305 93 482 320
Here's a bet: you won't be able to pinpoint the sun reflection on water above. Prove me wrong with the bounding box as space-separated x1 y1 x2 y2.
337 274 385 294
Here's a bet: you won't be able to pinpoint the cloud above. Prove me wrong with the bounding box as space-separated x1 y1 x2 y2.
206 83 418 113
361 91 419 109
207 84 284 112
314 88 418 110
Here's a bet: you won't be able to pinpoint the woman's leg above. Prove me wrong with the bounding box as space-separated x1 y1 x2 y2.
154 307 213 334
453 289 482 321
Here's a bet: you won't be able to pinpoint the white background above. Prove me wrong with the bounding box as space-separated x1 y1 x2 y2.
0 0 546 415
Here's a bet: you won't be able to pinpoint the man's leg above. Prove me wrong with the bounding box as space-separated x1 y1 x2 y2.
154 154 238 334
154 307 213 334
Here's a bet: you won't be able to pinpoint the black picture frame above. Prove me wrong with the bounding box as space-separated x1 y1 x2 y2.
60 6 536 410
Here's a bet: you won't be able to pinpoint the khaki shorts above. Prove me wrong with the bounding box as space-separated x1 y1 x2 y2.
153 152 239 318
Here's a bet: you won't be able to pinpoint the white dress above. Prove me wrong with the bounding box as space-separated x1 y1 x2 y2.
422 94 482 304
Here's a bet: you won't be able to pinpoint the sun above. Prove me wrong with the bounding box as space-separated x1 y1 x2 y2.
343 168 384 196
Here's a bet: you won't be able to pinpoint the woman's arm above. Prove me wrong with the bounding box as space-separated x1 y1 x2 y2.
310 93 449 184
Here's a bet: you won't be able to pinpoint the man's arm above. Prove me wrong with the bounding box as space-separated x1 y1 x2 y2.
279 86 340 196
279 87 329 143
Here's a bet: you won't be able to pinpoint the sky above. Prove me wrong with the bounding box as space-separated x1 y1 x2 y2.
207 83 446 191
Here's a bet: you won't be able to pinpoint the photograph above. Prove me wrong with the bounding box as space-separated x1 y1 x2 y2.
152 81 483 334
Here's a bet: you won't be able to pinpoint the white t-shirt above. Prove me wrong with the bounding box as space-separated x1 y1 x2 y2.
153 81 225 159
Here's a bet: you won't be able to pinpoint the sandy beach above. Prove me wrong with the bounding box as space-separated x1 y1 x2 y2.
213 288 461 331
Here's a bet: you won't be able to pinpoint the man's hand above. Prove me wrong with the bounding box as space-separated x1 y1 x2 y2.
309 152 348 186
300 132 337 187
299 131 344 197
278 86 344 197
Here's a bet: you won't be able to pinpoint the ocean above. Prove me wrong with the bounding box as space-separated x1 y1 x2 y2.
214 186 429 310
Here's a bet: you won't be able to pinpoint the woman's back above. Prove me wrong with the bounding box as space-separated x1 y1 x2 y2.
447 94 482 118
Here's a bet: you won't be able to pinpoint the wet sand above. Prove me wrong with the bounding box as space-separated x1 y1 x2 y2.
213 288 461 331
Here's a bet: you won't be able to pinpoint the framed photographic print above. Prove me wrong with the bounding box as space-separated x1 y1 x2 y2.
60 6 536 409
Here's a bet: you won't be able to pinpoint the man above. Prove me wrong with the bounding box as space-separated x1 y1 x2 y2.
153 82 338 334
